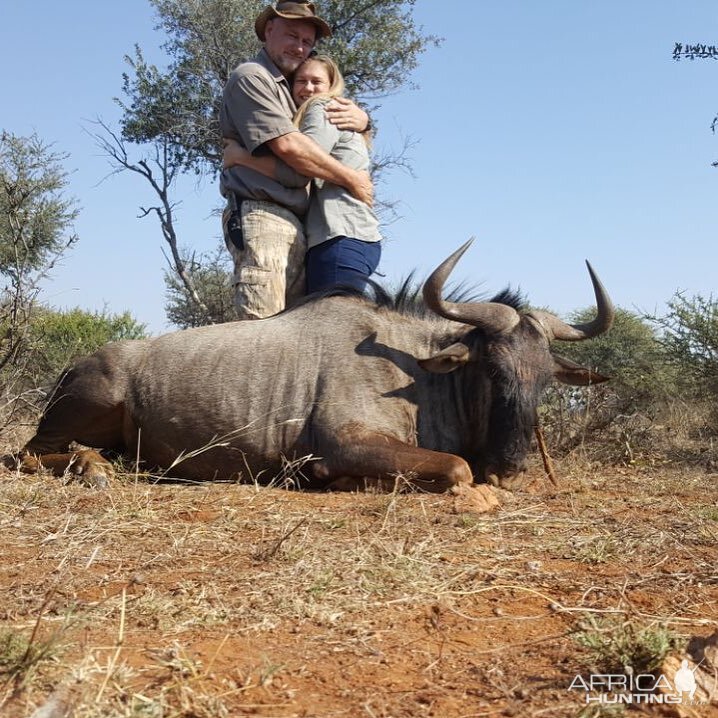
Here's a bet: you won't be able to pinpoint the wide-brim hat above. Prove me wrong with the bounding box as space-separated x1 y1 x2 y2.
255 1 332 42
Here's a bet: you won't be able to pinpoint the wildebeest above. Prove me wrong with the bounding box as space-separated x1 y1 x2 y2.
16 241 613 492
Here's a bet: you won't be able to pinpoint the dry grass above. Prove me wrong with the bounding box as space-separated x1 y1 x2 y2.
0 454 717 717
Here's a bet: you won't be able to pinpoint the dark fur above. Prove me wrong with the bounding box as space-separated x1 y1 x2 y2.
294 277 527 320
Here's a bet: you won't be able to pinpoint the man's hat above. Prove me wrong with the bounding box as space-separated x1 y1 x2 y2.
255 1 332 42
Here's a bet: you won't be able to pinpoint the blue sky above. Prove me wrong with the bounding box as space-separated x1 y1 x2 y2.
1 1 716 333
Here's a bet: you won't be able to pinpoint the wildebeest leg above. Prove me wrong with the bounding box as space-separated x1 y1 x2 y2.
16 450 114 489
20 402 120 488
18 365 128 488
313 429 473 494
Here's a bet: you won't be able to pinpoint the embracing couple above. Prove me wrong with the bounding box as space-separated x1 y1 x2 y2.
220 0 382 320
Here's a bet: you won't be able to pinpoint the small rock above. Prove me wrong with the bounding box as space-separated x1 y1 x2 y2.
451 484 500 514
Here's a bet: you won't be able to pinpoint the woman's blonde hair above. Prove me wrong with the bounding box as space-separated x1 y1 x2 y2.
293 54 346 130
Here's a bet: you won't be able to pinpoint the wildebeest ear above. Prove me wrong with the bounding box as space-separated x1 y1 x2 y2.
551 353 610 386
418 343 471 374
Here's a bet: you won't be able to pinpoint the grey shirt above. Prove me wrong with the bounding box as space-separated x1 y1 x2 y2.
278 99 381 249
219 49 309 216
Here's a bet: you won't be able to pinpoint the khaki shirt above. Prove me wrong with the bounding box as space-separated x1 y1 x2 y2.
278 99 381 249
219 49 309 216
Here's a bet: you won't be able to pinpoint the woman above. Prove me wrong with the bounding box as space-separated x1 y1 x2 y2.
223 55 381 294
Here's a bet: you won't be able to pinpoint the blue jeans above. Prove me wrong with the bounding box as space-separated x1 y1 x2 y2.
306 236 381 293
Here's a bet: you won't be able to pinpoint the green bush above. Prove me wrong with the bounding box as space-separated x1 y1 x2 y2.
540 307 679 462
0 305 146 436
26 306 147 385
650 291 718 400
557 307 678 413
573 615 681 674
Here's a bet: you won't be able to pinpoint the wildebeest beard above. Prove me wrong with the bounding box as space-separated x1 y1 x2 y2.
464 324 555 487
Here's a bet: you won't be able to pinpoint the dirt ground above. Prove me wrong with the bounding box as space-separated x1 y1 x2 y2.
0 458 717 717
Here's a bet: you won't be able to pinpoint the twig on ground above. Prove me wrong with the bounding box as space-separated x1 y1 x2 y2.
535 424 558 486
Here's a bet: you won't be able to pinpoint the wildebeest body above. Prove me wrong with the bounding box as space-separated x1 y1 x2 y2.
36 301 477 479
20 243 613 491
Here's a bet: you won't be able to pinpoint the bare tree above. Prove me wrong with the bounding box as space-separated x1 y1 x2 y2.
673 41 718 166
89 119 212 321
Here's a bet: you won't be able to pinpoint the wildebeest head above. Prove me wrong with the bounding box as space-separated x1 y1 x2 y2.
418 240 614 490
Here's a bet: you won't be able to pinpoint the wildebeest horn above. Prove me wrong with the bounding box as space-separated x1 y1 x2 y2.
423 239 520 333
527 261 615 341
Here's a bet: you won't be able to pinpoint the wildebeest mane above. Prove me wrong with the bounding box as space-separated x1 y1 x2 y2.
370 273 527 318
291 277 527 319
488 287 527 312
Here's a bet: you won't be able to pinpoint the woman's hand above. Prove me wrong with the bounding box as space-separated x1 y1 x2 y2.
325 97 370 133
223 138 251 169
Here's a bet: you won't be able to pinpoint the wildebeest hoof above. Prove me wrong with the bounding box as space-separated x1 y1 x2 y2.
78 471 110 490
451 483 500 514
67 450 113 490
486 472 528 492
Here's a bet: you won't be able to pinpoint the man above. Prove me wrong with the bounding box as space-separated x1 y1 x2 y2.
219 0 372 320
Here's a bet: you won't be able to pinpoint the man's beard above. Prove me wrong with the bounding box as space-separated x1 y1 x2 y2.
270 51 304 77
